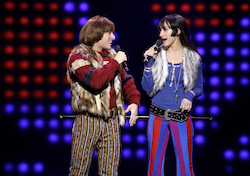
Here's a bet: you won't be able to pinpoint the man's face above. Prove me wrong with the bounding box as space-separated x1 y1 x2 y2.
93 31 116 52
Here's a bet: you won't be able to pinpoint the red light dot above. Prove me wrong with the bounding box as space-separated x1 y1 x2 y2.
18 45 30 56
33 2 44 11
4 90 15 98
194 18 205 27
184 18 191 26
19 90 29 99
4 60 15 69
210 18 220 27
33 46 45 55
33 17 44 26
34 60 45 69
48 2 59 11
63 31 74 41
224 18 235 26
19 31 30 40
48 90 58 98
63 17 73 26
63 46 72 55
180 3 191 12
4 1 15 10
48 46 59 55
19 16 29 25
4 75 15 84
19 2 29 10
33 90 44 99
3 30 15 40
151 3 162 13
48 17 59 26
195 3 205 12
19 75 29 84
210 3 220 12
33 32 44 41
4 45 15 55
4 16 15 25
48 61 58 69
33 75 44 84
18 60 30 70
165 3 176 12
63 77 68 84
240 3 250 11
225 3 235 12
48 75 59 84
48 31 59 41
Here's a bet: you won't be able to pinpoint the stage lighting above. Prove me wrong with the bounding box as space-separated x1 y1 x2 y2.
195 32 205 42
19 30 30 40
63 133 71 144
224 149 235 160
35 104 44 114
19 16 29 25
4 163 13 173
34 119 45 129
49 119 59 129
136 120 147 129
48 133 59 143
4 45 15 55
240 77 249 86
18 162 29 173
239 135 249 145
194 120 205 130
225 32 235 42
33 162 44 173
194 134 205 145
122 148 132 159
210 33 220 42
34 60 45 70
136 134 147 144
79 2 89 12
151 3 162 13
78 17 88 26
165 3 176 12
136 149 146 159
240 62 249 71
225 3 235 12
20 104 29 113
195 105 205 115
210 91 220 101
197 47 205 56
19 118 30 129
225 62 235 72
239 150 249 160
240 48 249 57
64 2 75 12
211 48 220 56
122 134 132 143
33 2 44 11
210 62 220 71
241 18 250 27
240 33 250 42
225 77 235 86
209 18 220 27
63 119 73 129
210 76 220 86
48 2 59 11
224 91 235 101
180 3 191 12
225 47 235 57
195 3 205 12
64 104 72 114
49 104 59 114
4 59 15 69
210 3 220 12
210 106 220 116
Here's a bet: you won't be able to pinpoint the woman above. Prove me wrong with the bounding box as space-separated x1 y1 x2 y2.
141 14 203 176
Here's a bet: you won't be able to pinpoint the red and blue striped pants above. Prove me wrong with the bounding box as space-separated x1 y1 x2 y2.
69 114 121 176
147 114 195 176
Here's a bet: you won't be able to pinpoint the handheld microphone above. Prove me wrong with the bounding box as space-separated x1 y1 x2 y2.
114 45 129 71
143 39 163 64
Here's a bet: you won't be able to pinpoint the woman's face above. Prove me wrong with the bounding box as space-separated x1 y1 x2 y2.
159 21 179 48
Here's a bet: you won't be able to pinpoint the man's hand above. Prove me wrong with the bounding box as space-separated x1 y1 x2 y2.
125 103 138 127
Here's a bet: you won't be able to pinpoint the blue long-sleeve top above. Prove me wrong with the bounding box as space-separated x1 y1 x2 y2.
141 58 203 110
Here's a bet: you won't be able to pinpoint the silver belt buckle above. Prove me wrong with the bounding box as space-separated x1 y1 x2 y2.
164 109 171 121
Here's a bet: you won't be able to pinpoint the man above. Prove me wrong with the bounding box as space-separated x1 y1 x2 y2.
66 15 141 176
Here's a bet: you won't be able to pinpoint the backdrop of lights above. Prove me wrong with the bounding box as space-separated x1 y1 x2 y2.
1 0 250 176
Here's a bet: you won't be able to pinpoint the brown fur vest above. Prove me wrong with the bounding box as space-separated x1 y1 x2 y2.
66 44 125 126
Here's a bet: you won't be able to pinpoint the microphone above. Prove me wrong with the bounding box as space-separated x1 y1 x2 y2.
143 39 163 64
114 45 129 71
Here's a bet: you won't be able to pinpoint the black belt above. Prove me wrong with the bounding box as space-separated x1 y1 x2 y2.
149 104 190 122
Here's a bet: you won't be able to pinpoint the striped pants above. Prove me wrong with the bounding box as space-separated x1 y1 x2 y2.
147 114 195 176
69 114 121 176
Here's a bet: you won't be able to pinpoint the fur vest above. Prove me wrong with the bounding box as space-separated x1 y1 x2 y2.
66 44 125 126
149 47 201 97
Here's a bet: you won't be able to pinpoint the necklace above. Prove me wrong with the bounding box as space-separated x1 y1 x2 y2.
173 65 182 103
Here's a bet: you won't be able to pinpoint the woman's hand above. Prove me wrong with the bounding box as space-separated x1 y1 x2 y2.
143 47 158 59
180 98 192 112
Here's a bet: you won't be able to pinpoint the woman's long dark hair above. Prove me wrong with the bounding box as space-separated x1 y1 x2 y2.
158 14 198 54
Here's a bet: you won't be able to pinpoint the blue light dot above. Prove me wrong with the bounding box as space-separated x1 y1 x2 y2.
211 121 219 129
50 104 59 114
122 134 132 143
196 32 206 42
124 120 130 129
240 48 249 57
225 47 235 57
136 134 147 144
35 104 44 114
63 119 73 129
19 118 29 129
225 62 235 72
79 2 89 12
34 118 45 129
153 18 160 26
241 18 250 27
195 106 205 115
20 104 29 113
239 135 249 145
209 76 220 86
210 33 220 42
136 120 146 129
210 62 220 71
63 133 72 144
241 77 249 86
197 47 205 56
194 134 205 145
5 103 15 114
210 48 220 56
64 104 72 113
18 162 29 173
210 106 220 116
136 149 146 159
122 148 132 159
64 90 71 99
48 133 59 143
196 93 205 101
241 33 250 42
4 163 13 173
225 77 235 86
239 150 249 160
240 62 249 71
33 162 44 173
138 105 146 114
210 91 220 101
225 165 234 173
64 2 75 12
224 91 235 101
194 120 205 130
78 17 88 26
49 119 59 129
225 33 235 42
224 149 235 160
